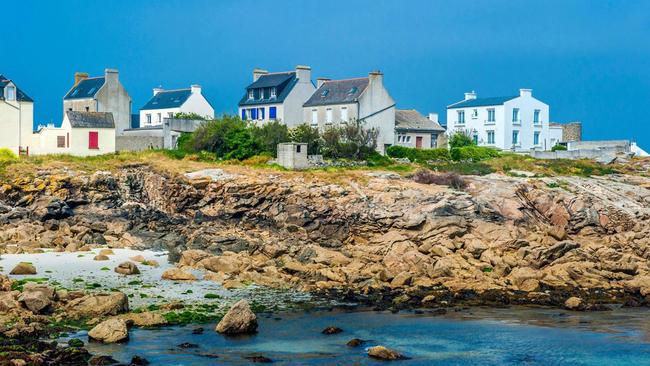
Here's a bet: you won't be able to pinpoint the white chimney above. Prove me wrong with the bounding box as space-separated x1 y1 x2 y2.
428 113 439 123
520 88 532 97
253 68 268 81
295 65 311 82
153 87 163 96
317 78 331 88
105 68 119 84
191 84 202 94
464 91 477 100
368 70 383 87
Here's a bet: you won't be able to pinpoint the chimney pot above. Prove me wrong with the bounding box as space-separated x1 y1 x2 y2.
191 84 201 94
464 91 477 100
253 68 268 82
428 112 439 123
519 88 532 97
74 72 89 86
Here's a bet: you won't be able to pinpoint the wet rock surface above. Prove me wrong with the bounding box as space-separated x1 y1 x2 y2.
215 299 258 335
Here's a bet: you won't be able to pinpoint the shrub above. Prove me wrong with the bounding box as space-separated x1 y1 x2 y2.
449 131 474 148
250 121 289 156
320 120 379 160
551 144 567 151
174 112 205 120
386 146 450 162
411 169 467 190
0 148 18 162
290 124 321 155
450 146 500 162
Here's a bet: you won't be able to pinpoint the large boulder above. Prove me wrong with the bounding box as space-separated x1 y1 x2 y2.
161 268 197 281
0 292 21 313
17 283 55 313
10 262 36 275
114 262 140 275
199 256 241 274
119 312 167 327
66 292 129 318
88 318 129 343
564 297 584 311
367 345 405 361
179 250 212 266
215 299 258 335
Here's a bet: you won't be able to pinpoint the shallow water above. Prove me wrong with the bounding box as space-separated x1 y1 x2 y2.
65 307 650 365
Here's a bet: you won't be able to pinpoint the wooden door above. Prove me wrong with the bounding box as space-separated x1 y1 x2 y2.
416 136 423 149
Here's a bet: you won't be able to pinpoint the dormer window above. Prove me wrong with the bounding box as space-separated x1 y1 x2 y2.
270 87 276 99
321 89 329 97
348 87 357 95
248 89 254 100
5 86 15 101
259 88 264 100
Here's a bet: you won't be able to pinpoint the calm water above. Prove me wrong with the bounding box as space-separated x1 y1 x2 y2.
66 307 650 365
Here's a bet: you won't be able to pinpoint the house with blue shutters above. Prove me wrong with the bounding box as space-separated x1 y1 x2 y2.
446 89 552 151
238 65 315 127
139 84 214 127
63 69 132 135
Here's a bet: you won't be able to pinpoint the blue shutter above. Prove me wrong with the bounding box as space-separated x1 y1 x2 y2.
269 107 277 119
251 108 257 119
241 109 246 120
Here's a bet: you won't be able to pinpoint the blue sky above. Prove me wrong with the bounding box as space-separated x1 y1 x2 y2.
4 0 650 147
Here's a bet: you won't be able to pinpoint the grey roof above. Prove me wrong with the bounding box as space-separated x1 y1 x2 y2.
447 96 518 109
66 111 115 128
239 72 298 106
395 109 445 132
303 78 368 107
0 75 33 102
64 77 105 100
140 89 192 110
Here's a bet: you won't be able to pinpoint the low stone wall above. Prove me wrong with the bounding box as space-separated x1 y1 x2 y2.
115 136 163 151
531 146 629 160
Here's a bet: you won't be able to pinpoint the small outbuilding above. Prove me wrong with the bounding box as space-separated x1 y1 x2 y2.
277 142 308 169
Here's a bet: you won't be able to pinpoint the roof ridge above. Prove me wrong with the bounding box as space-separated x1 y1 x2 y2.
156 88 191 93
81 76 105 80
323 77 369 84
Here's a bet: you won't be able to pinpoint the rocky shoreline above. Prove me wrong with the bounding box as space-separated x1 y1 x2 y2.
0 162 650 362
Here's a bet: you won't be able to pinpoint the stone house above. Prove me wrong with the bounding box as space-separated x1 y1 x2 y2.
0 74 34 155
303 71 396 154
238 66 315 127
395 110 446 149
63 69 132 135
446 89 551 151
139 85 214 127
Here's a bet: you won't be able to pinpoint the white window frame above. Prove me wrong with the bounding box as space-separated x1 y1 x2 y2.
487 131 495 144
326 108 333 123
457 110 465 124
534 109 541 124
534 131 540 145
471 109 478 119
341 106 348 122
512 130 519 145
168 112 174 119
146 114 152 125
311 109 318 127
5 86 16 101
157 113 162 123
259 88 264 100
512 108 520 124
487 108 495 123
248 90 254 100
270 87 276 99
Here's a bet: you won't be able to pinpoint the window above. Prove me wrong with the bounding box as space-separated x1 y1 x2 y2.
431 134 438 148
146 114 151 124
88 131 99 149
487 109 495 122
258 107 265 120
487 131 495 144
269 107 277 119
57 136 66 148
512 108 519 123
457 110 465 124
321 89 329 97
251 108 258 119
341 107 348 122
296 145 301 153
471 109 478 118
259 88 264 100
473 134 478 145
270 87 276 99
85 106 89 112
326 108 333 123
534 109 541 124
168 112 174 118
241 109 246 120
248 90 254 100
512 130 519 145
534 131 540 145
157 113 162 123
311 109 318 126
5 86 16 100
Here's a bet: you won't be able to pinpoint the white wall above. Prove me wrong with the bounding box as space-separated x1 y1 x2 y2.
141 107 180 127
0 100 34 155
549 126 563 148
446 90 550 151
358 74 395 154
140 87 214 127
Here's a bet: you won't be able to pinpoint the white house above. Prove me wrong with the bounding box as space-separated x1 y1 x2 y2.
63 69 132 136
302 71 396 154
31 111 116 156
139 85 214 127
0 74 34 155
238 65 315 127
446 89 551 151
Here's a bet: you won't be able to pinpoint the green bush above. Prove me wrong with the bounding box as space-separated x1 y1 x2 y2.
551 144 567 151
290 124 321 155
449 131 474 148
386 146 450 162
250 121 289 156
450 146 501 162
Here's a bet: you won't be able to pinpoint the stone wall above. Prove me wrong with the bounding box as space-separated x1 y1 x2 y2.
562 122 582 142
115 136 163 151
